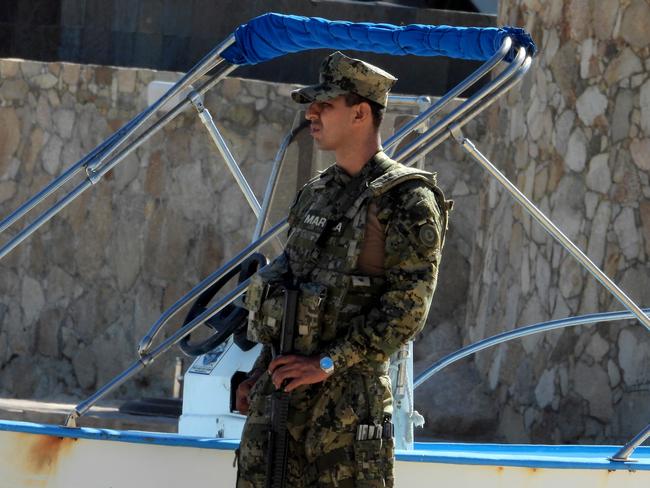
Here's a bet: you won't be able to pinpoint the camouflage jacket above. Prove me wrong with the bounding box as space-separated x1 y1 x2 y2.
250 151 450 375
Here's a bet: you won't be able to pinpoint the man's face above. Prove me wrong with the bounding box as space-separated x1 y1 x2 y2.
304 95 357 151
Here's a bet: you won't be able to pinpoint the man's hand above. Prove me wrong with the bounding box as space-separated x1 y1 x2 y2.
235 374 260 414
268 354 330 392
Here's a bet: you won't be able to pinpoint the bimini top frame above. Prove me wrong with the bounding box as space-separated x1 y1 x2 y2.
0 13 535 259
4 12 645 457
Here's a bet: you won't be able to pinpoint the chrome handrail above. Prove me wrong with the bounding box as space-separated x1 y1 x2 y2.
0 36 236 260
137 218 289 357
394 46 528 164
58 36 534 427
414 308 650 389
611 424 650 462
191 91 262 218
403 56 533 166
253 120 310 241
66 278 250 427
413 308 650 461
454 130 650 333
85 35 237 174
385 37 512 155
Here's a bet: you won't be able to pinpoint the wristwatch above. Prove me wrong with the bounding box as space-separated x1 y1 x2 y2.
319 355 335 375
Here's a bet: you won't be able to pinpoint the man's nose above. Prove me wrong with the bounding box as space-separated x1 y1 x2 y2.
305 102 320 120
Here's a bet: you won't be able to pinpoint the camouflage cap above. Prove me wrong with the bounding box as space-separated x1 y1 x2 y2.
291 51 397 108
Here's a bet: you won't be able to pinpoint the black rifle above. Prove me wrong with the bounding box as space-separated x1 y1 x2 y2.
265 285 299 488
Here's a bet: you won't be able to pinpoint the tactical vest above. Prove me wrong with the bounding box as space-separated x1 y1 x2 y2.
245 152 451 361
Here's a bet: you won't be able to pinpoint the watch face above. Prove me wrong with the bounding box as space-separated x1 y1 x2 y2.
320 356 334 371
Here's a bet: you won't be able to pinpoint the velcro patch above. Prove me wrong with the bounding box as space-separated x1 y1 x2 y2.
418 224 438 247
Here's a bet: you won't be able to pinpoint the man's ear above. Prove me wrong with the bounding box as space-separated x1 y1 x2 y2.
353 102 372 124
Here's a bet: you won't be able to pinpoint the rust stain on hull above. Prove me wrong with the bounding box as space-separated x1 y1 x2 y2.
23 434 76 477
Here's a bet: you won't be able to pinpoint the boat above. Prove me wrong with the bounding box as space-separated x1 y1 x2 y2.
1 12 649 487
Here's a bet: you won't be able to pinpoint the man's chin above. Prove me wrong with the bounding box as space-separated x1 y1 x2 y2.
313 140 332 151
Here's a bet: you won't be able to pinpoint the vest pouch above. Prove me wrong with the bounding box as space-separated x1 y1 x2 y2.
353 437 391 487
243 274 267 313
293 282 328 355
245 275 285 344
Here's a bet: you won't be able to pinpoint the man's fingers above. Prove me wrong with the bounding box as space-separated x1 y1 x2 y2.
268 354 298 373
283 373 320 392
271 364 303 388
236 396 249 413
283 377 307 392
268 355 327 390
235 386 250 413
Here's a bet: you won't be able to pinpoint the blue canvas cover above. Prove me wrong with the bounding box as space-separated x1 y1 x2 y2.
222 13 536 66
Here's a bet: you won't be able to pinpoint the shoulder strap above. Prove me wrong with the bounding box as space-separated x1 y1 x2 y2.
310 168 335 190
369 167 438 197
366 157 455 249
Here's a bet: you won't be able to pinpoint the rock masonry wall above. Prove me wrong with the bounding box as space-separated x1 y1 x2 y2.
5 0 650 442
463 0 650 443
0 59 302 402
0 57 488 437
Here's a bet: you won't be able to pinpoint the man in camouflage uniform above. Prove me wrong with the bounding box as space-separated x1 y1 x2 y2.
236 51 450 487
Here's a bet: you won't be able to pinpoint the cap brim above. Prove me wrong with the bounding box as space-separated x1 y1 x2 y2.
291 83 348 104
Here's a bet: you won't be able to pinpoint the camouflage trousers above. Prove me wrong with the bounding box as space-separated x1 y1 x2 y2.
236 367 394 487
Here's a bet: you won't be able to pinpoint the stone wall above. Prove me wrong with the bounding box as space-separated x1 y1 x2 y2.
7 1 650 443
0 58 303 402
463 0 650 443
0 57 489 438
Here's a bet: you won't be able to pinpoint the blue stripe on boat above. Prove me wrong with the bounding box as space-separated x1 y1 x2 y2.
1 419 648 471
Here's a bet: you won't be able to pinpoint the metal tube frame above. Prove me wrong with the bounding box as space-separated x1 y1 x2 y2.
85 35 237 174
43 29 649 456
66 278 250 427
454 130 650 332
253 119 310 240
393 46 528 165
384 37 512 155
611 425 650 462
90 64 238 185
62 38 531 426
137 218 288 356
0 38 236 260
401 56 533 167
190 91 262 218
414 308 650 389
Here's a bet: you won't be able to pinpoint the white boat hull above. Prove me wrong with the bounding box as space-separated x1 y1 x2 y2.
1 421 649 488
1 430 234 488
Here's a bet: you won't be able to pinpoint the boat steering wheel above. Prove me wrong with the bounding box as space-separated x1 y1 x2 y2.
179 253 267 356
